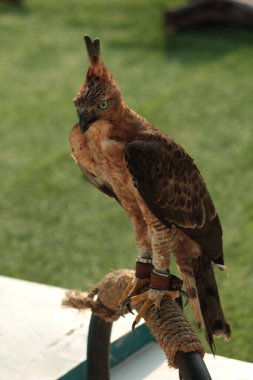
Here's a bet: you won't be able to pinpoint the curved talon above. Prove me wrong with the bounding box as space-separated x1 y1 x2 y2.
132 320 137 332
180 289 189 306
120 302 127 317
126 302 135 315
122 297 131 307
120 309 126 317
121 297 135 315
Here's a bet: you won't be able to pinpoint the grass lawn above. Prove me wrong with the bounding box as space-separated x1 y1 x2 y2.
1 0 253 362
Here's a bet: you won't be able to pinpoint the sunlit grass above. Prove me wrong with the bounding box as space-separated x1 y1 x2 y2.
0 0 252 362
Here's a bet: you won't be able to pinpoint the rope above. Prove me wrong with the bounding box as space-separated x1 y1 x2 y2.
62 269 204 367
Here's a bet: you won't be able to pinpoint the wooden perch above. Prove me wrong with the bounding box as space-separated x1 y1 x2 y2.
63 269 204 368
165 0 253 31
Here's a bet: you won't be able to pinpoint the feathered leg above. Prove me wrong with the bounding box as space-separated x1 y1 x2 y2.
127 219 182 325
119 206 153 309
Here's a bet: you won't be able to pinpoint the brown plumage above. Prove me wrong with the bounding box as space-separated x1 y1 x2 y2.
70 35 231 352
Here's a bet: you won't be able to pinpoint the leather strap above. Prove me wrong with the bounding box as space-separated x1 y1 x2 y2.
135 260 154 279
150 271 183 290
150 271 170 290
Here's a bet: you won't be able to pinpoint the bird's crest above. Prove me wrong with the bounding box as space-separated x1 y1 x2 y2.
84 35 100 65
83 34 112 83
73 35 119 106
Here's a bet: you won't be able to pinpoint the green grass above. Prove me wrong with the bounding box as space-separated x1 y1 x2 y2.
1 0 253 362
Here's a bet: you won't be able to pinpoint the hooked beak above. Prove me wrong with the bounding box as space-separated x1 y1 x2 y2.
78 108 98 133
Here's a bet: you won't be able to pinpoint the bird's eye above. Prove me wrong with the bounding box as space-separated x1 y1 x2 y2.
99 100 109 110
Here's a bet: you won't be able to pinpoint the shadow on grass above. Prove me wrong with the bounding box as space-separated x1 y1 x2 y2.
0 2 29 16
165 27 253 64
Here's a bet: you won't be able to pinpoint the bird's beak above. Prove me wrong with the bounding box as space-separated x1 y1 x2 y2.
78 108 97 133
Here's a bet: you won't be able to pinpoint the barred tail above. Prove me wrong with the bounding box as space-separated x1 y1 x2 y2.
192 254 231 353
180 270 202 327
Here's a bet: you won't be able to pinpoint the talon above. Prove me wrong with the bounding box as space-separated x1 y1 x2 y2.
121 297 134 315
120 304 126 317
122 297 131 308
132 320 137 332
180 289 189 306
133 295 154 326
120 302 127 317
119 280 135 307
118 277 151 312
126 301 135 315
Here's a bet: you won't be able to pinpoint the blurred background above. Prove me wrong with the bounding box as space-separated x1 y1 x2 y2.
0 0 252 362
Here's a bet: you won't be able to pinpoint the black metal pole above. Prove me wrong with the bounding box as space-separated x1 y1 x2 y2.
87 314 112 380
87 313 212 380
175 351 212 380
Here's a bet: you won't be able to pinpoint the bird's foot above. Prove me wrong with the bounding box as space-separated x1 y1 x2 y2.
119 256 153 315
119 277 150 314
129 270 184 329
130 288 180 330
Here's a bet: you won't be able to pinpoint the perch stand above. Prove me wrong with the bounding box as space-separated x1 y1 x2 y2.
63 269 207 370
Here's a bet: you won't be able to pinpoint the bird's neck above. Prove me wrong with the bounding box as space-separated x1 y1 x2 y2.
108 103 155 141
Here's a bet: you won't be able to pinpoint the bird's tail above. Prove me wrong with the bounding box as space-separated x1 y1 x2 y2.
180 271 202 329
192 254 231 353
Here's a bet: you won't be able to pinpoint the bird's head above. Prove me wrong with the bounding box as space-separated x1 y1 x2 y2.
73 35 122 133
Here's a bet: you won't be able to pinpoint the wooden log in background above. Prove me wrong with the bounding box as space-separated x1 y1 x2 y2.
165 0 253 31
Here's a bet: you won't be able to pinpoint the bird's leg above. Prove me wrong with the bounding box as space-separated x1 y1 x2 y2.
118 207 153 312
119 254 153 312
129 221 183 326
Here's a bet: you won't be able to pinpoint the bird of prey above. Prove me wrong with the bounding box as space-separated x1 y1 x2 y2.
70 35 231 352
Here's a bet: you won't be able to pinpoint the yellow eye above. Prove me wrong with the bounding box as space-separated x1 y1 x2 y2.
99 100 109 110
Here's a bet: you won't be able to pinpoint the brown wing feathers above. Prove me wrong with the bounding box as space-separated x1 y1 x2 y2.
125 134 223 258
125 134 216 231
125 134 231 352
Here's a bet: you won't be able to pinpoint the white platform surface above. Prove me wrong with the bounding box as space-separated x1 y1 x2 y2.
1 275 252 380
111 342 253 380
0 275 134 380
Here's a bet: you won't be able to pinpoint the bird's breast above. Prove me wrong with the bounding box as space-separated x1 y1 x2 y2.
100 138 138 198
70 125 137 205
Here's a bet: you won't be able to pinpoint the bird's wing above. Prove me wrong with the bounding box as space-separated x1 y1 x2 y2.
124 133 222 262
124 134 231 352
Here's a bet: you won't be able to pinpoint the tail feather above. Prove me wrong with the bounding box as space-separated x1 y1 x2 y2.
180 270 202 329
212 262 230 277
193 254 231 353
